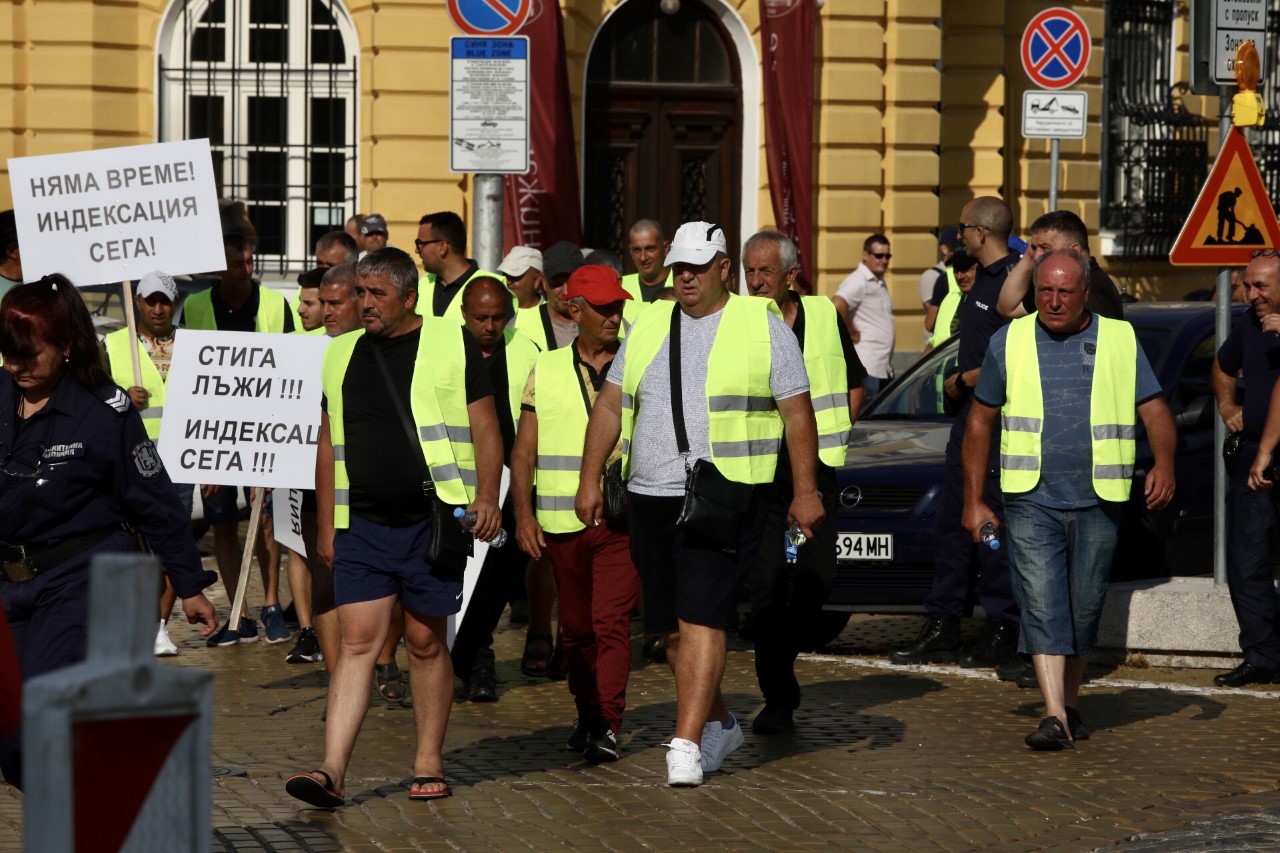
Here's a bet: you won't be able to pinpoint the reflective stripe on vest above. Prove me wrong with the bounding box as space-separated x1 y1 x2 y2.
532 347 589 533
320 321 477 528
929 267 962 347
619 295 784 484
1000 313 1138 501
181 285 293 332
104 328 167 440
799 295 854 466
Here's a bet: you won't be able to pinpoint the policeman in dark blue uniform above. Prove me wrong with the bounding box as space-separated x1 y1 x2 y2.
0 276 217 788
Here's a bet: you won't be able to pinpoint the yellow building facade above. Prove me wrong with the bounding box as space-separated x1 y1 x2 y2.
0 0 1231 351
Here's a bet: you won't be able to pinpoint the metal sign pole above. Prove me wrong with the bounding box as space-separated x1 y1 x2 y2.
1048 138 1060 210
1214 86 1232 586
472 174 504 272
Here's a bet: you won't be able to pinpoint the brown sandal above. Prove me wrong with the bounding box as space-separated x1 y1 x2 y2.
520 632 553 677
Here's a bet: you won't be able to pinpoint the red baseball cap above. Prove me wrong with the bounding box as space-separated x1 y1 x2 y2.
563 265 633 305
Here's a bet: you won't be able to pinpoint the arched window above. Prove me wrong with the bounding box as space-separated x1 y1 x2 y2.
158 0 358 276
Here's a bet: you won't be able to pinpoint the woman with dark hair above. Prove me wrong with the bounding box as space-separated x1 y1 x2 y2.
0 274 218 789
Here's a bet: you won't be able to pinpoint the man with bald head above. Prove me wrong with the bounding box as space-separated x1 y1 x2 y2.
892 196 1022 671
964 248 1174 749
454 276 541 701
622 219 673 302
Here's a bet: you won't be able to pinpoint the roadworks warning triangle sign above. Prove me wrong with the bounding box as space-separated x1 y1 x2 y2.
1170 126 1280 266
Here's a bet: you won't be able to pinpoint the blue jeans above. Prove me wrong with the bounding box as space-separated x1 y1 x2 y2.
1005 499 1120 656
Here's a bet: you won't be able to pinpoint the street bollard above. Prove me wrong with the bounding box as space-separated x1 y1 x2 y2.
22 554 213 853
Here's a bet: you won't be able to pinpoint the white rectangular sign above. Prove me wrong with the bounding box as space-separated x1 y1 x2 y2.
158 330 330 489
1213 0 1267 85
450 37 530 174
1022 90 1088 139
6 139 225 286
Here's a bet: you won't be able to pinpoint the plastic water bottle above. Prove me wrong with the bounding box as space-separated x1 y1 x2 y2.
979 521 1001 551
784 521 807 564
453 507 508 548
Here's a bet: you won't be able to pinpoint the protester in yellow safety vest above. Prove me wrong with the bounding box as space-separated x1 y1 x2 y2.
510 265 639 762
103 269 200 659
962 248 1175 752
452 276 542 703
414 211 501 323
498 245 554 352
741 230 866 735
288 247 503 808
575 221 824 787
622 218 675 302
180 234 297 649
924 251 979 354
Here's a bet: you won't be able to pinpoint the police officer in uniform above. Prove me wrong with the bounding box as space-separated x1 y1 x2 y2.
0 276 217 788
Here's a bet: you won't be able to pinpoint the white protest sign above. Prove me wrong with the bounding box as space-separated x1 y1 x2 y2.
6 138 224 286
272 489 307 557
159 330 330 489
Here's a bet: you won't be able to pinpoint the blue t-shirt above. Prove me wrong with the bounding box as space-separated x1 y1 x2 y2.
1216 308 1280 439
974 315 1163 508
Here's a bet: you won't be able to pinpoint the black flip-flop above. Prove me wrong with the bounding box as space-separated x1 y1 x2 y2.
285 769 344 808
407 775 452 801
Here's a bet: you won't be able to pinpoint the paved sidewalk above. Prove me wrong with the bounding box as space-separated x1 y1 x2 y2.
3 598 1280 850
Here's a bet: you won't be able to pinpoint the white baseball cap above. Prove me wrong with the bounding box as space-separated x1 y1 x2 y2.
497 246 543 277
664 221 728 266
136 270 178 302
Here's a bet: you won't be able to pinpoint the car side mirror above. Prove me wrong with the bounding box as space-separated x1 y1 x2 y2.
1175 395 1213 430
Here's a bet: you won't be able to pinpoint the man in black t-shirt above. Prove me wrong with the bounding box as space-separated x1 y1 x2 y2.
286 248 503 808
892 196 1020 672
995 211 1124 322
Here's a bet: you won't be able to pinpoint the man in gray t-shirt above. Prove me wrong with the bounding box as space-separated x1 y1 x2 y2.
576 221 823 788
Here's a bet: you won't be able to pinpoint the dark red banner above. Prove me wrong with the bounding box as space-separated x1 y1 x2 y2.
760 0 816 291
502 0 583 251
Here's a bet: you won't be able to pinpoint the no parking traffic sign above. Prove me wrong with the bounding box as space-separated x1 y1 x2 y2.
446 0 531 36
1021 7 1091 90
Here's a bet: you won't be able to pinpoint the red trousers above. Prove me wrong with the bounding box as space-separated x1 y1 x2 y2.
544 522 639 732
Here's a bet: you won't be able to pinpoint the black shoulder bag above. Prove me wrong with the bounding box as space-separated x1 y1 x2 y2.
571 356 628 524
669 307 755 549
370 344 473 570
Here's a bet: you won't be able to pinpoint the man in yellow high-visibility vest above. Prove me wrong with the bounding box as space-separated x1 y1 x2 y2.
963 248 1175 751
575 221 824 787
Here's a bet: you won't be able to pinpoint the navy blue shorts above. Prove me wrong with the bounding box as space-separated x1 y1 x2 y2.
332 514 463 618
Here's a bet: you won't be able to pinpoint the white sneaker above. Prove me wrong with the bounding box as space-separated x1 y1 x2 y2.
664 737 703 787
154 620 179 657
700 715 743 773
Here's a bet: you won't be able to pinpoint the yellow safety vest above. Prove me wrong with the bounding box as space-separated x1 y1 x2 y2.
620 295 784 484
501 326 541 436
181 285 295 332
321 320 478 526
798 295 853 467
103 328 167 440
514 303 552 351
1000 313 1138 502
621 269 674 301
929 268 962 347
532 347 591 533
420 269 505 323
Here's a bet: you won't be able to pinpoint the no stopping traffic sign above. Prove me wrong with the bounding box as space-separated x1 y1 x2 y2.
1021 7 1091 90
446 0 531 36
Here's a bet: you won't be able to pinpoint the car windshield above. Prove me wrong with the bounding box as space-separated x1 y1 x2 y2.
862 322 1178 421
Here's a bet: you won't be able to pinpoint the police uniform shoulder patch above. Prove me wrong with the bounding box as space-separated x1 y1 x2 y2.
133 440 164 478
101 386 131 414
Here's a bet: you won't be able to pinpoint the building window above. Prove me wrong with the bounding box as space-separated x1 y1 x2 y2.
159 0 358 277
1100 0 1210 259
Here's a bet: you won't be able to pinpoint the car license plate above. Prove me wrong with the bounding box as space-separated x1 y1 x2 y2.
837 533 893 561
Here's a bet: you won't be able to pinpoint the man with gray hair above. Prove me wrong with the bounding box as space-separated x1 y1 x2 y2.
743 230 866 734
286 247 504 807
964 248 1174 749
315 230 359 270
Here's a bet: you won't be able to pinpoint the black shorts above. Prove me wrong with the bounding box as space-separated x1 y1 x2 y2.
627 491 758 633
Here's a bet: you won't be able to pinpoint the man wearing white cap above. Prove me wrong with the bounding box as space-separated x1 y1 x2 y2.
576 221 825 787
498 246 550 349
103 270 199 657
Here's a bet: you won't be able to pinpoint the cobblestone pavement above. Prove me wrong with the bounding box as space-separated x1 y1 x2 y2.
4 578 1280 851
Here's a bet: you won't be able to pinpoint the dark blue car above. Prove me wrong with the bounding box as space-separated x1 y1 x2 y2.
817 303 1232 644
